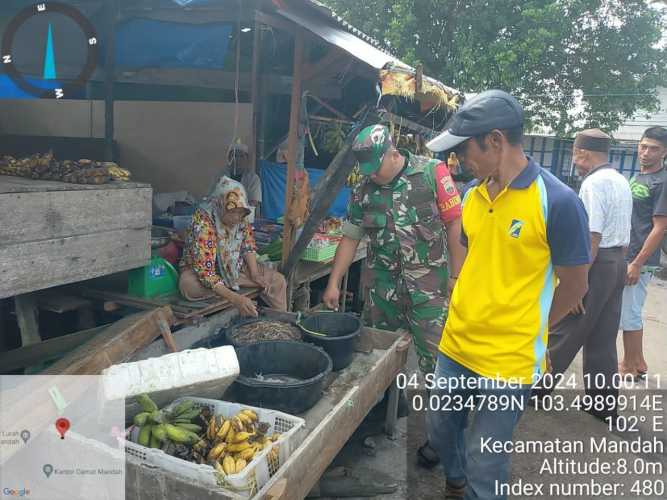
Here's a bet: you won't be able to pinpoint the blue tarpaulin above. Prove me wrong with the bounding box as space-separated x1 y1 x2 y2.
114 19 232 69
260 160 351 221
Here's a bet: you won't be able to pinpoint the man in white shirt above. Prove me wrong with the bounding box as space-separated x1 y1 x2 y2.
211 143 262 217
543 129 632 423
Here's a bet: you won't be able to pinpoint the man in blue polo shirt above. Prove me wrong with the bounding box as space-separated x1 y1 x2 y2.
426 90 591 499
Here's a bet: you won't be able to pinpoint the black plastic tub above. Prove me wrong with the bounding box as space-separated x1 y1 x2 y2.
233 341 333 414
298 312 362 371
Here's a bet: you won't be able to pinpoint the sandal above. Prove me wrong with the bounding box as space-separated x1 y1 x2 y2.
417 441 440 469
445 479 466 499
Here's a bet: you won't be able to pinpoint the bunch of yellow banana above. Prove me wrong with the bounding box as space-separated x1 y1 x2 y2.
205 408 284 476
104 162 131 181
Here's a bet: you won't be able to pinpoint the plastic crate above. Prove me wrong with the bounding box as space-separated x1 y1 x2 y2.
125 397 305 498
301 243 338 262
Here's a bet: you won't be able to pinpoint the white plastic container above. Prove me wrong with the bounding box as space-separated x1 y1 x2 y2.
125 397 305 498
102 346 239 419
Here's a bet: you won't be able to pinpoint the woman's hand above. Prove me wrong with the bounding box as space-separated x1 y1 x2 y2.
233 294 258 317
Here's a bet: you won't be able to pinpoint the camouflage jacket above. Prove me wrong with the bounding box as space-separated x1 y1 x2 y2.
344 154 449 299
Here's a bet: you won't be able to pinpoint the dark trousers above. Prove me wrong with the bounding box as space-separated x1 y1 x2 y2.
547 247 626 420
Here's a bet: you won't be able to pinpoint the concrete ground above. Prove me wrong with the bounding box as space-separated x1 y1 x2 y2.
316 275 667 499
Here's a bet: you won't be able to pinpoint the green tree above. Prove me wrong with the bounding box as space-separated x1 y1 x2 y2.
321 0 666 136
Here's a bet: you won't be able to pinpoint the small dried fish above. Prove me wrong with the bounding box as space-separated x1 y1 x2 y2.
230 320 301 346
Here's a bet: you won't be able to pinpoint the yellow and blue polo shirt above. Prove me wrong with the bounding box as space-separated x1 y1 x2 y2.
440 159 591 383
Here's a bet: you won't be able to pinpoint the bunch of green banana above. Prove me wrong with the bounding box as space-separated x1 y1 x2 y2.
322 123 346 154
133 395 205 448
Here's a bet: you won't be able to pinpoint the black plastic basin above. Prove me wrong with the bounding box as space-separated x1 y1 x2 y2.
233 341 332 414
298 312 362 371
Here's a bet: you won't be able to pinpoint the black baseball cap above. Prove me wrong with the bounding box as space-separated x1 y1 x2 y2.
427 90 524 152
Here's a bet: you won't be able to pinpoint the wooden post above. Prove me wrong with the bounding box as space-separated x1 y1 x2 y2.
280 30 305 269
14 294 41 347
104 0 118 161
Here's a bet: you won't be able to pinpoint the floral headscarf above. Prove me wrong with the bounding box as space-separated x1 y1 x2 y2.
196 176 253 289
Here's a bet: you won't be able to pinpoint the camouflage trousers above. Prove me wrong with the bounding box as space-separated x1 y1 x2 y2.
363 283 447 374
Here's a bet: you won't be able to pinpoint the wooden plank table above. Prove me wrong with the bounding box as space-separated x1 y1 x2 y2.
77 286 261 327
0 175 152 299
124 319 410 500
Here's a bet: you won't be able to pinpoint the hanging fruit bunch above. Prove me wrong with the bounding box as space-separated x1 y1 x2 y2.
322 122 346 155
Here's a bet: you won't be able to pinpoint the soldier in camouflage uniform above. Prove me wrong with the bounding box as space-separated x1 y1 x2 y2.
323 124 465 373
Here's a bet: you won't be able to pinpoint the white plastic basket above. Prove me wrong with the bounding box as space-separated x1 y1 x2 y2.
124 397 305 498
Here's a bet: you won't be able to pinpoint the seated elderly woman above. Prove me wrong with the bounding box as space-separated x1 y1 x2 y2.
178 176 287 316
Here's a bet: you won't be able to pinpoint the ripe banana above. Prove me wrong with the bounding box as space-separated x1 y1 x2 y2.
231 416 244 432
222 455 236 475
227 441 251 453
207 418 217 441
232 431 251 443
217 420 231 441
214 461 226 475
133 412 151 426
235 458 247 473
225 427 237 444
137 394 158 413
237 413 253 426
138 425 153 447
207 442 227 461
240 409 258 422
237 447 255 461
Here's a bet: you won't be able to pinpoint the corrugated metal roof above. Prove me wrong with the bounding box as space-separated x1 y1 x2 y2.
278 1 463 105
302 0 397 57
277 5 400 70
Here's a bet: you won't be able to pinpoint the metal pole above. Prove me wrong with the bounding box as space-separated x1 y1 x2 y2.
104 0 117 161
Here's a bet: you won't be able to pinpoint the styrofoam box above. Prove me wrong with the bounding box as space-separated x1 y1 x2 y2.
101 346 239 419
125 397 306 498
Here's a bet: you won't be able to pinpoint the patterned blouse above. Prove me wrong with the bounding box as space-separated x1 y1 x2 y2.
181 208 257 290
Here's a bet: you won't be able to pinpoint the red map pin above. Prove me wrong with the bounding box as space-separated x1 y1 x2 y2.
55 418 70 439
